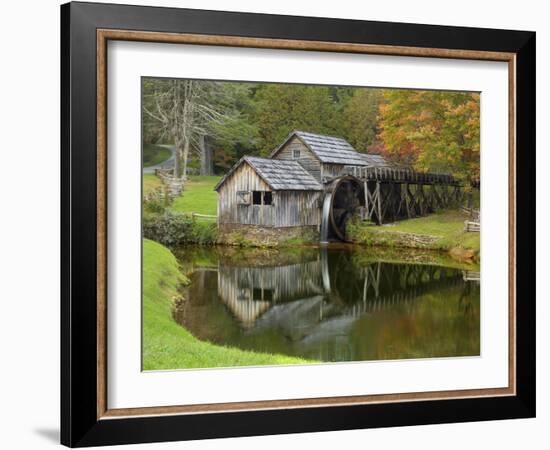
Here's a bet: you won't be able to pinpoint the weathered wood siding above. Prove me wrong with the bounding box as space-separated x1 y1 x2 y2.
273 136 322 181
217 162 272 226
217 161 322 227
321 163 347 179
274 191 321 227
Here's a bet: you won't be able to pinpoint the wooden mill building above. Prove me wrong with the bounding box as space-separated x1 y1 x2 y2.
215 130 462 241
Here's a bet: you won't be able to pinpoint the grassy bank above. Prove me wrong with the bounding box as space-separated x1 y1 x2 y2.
142 239 315 370
347 210 480 263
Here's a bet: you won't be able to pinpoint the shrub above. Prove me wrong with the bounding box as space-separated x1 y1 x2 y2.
143 211 217 247
192 222 217 245
143 188 172 214
345 217 375 245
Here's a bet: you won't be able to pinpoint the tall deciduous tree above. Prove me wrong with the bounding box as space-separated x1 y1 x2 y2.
341 89 383 153
203 82 258 174
143 79 205 178
254 84 339 155
143 79 257 177
378 89 480 182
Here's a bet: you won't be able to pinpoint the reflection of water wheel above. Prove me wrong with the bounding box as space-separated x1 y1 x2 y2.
324 176 364 241
322 249 366 306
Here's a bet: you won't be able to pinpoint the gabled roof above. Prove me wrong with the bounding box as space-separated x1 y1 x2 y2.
270 130 376 166
214 156 323 192
359 153 389 168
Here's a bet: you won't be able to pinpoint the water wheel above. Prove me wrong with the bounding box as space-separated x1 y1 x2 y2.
321 176 364 242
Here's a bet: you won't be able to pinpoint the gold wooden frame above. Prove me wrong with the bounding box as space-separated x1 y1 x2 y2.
96 29 516 420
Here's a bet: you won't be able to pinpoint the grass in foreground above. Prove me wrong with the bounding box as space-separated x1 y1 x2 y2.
171 175 221 216
143 144 172 167
142 239 314 370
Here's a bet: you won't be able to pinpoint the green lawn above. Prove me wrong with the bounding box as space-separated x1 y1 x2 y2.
143 144 172 167
348 210 480 262
171 175 221 216
142 239 315 370
383 210 480 251
143 173 164 196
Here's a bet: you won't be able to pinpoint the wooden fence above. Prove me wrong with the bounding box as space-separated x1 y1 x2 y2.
154 168 186 197
461 207 480 232
191 213 217 222
464 221 480 232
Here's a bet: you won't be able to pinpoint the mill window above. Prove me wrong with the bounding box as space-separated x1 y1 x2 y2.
252 191 273 206
252 191 262 205
293 149 301 159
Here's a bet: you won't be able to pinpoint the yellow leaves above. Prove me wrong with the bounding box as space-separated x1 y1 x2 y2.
378 90 480 179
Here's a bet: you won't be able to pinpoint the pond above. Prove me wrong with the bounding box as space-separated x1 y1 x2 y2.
172 246 480 363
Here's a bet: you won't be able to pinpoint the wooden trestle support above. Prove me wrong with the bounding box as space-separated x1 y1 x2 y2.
346 166 464 225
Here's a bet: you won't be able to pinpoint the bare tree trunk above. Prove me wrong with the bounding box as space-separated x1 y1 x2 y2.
173 137 183 178
182 138 190 179
199 134 214 176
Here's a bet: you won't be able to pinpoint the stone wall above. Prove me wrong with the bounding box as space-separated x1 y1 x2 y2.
217 224 320 247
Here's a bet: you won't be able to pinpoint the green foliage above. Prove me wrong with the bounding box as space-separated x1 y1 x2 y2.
143 144 172 167
143 77 480 182
143 188 172 215
143 211 217 247
190 221 219 245
207 82 259 147
142 78 259 176
254 84 341 155
341 89 384 152
142 175 220 246
142 239 315 370
378 89 480 181
142 79 169 144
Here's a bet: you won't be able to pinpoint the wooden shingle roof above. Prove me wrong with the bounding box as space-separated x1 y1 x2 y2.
214 156 323 192
359 153 389 167
272 130 386 166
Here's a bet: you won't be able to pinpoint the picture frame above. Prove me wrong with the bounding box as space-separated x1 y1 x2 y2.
60 1 535 447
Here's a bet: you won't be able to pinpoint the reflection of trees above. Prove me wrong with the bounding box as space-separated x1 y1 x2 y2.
458 275 480 319
176 247 480 362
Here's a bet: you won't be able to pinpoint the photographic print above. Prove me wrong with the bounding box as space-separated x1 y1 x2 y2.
61 4 535 444
141 78 481 371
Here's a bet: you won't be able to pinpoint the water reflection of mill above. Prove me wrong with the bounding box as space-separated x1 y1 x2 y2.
215 250 476 343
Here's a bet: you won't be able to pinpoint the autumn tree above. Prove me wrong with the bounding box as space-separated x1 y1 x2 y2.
378 89 480 182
